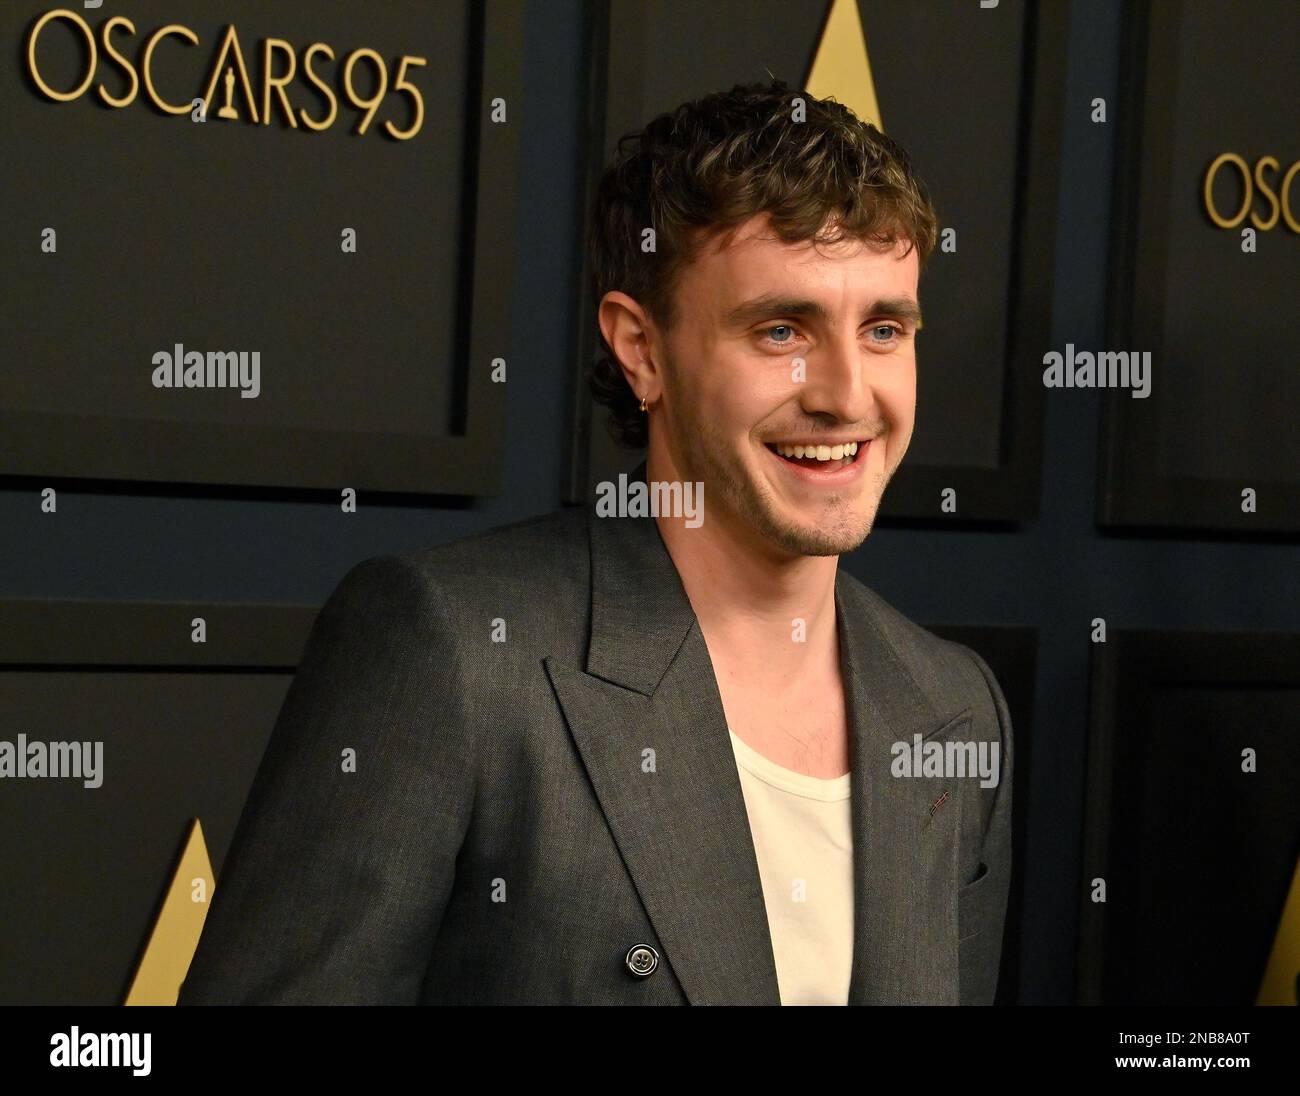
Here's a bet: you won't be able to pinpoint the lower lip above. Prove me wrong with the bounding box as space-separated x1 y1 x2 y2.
764 441 871 485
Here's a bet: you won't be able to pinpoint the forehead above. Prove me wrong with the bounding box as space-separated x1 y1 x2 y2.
682 213 919 302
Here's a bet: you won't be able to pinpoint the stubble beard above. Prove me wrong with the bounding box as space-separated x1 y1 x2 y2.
663 373 890 559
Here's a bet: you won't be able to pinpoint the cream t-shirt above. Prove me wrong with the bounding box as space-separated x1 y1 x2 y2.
727 729 853 1005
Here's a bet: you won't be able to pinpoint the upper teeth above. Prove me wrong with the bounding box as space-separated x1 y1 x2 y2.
773 442 859 461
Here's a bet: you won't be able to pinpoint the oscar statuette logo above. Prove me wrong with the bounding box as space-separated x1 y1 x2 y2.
217 66 238 121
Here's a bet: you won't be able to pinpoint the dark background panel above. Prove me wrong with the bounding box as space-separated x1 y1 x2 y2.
1080 632 1300 1005
2 0 522 496
1155 0 1299 483
1102 0 1300 532
0 669 293 1005
5 0 467 436
1116 686 1299 1004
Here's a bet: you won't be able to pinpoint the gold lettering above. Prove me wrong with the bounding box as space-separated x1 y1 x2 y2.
384 56 427 141
343 48 387 135
97 16 138 109
25 13 430 145
26 8 96 102
200 26 260 124
1251 156 1280 231
1203 152 1251 229
1281 160 1300 234
299 43 338 132
1204 152 1300 234
142 24 199 115
261 38 298 128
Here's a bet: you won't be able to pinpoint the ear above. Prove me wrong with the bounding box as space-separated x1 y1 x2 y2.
598 291 663 404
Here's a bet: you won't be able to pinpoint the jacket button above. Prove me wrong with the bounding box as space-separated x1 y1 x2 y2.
625 944 659 977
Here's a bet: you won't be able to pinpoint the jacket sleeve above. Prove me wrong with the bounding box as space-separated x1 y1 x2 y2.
176 554 475 1004
958 644 1014 1004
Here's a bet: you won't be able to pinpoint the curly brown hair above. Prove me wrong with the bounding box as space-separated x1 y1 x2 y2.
586 79 940 449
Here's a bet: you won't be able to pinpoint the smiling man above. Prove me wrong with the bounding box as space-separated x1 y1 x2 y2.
178 80 1013 1007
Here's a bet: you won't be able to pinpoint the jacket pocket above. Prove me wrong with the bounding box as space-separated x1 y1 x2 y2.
957 860 989 941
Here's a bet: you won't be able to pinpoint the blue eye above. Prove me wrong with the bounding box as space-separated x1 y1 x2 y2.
758 323 902 350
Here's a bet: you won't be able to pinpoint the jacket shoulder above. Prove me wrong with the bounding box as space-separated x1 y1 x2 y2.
329 507 590 645
402 506 587 584
335 506 584 590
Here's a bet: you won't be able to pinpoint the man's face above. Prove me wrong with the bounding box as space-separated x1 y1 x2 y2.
650 213 920 558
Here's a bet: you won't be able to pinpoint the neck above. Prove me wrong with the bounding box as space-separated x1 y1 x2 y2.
647 449 840 681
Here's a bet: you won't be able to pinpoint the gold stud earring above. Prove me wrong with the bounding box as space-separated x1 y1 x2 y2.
639 396 648 412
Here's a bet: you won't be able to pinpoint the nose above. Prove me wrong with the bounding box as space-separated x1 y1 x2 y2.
796 328 876 424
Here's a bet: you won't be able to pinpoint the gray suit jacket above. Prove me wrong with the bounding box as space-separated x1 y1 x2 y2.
178 484 1013 1006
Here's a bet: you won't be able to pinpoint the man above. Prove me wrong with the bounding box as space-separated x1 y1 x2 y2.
178 80 1012 1006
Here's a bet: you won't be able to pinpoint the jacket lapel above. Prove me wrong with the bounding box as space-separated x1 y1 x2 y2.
546 465 968 1004
545 500 781 1004
837 575 971 1004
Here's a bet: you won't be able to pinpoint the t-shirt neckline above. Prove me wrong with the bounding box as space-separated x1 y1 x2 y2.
727 729 852 801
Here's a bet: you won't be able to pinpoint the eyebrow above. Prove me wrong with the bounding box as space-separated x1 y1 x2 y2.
723 293 924 331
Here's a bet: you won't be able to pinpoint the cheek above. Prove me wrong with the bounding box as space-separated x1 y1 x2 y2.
699 365 768 433
875 370 916 424
872 369 916 462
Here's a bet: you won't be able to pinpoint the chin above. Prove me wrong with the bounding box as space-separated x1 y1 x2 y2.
759 504 876 558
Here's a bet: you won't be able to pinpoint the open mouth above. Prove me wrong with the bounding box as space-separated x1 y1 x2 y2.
764 440 866 470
